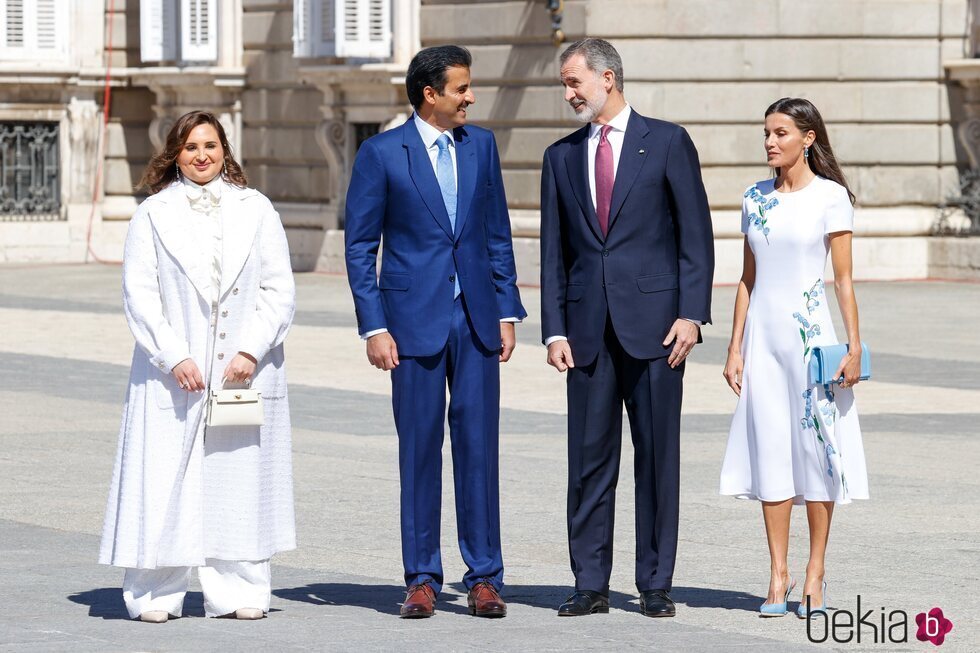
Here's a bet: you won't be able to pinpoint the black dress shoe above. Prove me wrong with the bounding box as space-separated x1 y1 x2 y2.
558 590 610 616
639 589 676 617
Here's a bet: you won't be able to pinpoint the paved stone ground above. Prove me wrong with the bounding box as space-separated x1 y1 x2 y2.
1 264 978 652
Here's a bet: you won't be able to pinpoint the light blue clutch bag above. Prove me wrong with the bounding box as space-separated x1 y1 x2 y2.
808 343 871 387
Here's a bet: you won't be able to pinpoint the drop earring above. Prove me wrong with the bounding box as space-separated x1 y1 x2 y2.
174 162 181 181
804 146 810 159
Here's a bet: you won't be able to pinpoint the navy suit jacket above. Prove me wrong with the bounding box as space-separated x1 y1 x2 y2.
540 111 714 366
345 119 526 357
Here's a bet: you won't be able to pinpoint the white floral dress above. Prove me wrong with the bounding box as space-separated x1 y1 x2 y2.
719 176 869 505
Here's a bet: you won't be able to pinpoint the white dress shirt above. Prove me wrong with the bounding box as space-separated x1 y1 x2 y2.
545 104 699 347
183 175 224 307
588 104 631 210
362 114 519 340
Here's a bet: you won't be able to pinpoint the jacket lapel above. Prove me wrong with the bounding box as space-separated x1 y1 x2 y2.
563 125 603 241
147 184 211 301
606 111 651 234
220 184 261 298
452 126 476 241
403 121 454 239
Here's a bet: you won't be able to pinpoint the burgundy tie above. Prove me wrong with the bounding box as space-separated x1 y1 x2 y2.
595 124 614 237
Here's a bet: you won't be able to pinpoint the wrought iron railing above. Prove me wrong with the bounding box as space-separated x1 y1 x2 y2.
0 122 61 221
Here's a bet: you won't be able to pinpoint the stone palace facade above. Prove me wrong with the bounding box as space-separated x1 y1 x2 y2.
2 0 979 281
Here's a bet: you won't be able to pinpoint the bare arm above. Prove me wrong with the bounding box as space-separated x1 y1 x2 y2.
723 238 755 396
829 231 863 386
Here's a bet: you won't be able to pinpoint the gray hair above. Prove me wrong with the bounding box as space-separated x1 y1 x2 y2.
559 38 624 92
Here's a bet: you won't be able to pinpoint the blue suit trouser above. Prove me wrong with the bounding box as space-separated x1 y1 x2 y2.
390 296 503 595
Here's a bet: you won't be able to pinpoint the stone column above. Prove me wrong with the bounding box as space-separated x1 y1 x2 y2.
66 95 102 203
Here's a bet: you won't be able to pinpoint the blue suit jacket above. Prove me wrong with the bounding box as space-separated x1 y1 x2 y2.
540 111 714 365
345 119 526 357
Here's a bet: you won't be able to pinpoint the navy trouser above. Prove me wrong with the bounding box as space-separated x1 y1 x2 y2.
566 317 684 595
390 297 503 595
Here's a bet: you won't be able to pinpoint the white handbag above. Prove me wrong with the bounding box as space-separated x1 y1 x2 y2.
206 387 264 427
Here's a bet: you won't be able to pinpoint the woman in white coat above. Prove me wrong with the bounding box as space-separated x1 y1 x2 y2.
99 111 296 623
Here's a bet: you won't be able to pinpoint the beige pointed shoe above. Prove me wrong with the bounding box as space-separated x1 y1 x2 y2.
234 608 264 620
139 610 169 623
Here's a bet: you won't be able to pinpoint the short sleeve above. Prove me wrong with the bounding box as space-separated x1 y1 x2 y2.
824 184 854 234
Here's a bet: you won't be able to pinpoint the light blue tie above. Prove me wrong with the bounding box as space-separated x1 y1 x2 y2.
436 133 460 297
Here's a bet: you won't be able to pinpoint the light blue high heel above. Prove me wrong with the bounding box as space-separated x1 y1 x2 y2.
796 581 828 619
759 576 795 617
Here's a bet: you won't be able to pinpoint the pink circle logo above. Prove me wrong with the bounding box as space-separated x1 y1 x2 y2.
915 608 953 646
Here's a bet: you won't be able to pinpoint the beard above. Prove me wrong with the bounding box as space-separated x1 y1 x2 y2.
569 85 609 123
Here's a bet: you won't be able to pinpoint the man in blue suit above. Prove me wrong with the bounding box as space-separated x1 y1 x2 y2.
345 45 526 619
540 39 714 618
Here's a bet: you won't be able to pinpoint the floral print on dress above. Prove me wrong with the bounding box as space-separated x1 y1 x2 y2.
745 185 778 244
795 279 847 499
793 279 825 362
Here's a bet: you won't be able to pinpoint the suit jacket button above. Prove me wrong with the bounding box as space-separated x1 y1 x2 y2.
454 242 459 250
449 274 456 283
232 287 239 295
219 332 226 339
221 310 228 317
217 353 224 360
602 249 609 257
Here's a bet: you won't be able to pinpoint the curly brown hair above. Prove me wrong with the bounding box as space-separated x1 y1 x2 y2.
138 110 247 194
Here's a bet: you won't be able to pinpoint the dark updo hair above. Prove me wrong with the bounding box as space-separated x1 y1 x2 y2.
405 45 472 111
138 110 247 194
765 97 855 205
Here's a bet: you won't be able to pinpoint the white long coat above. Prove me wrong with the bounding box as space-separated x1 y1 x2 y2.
99 181 297 569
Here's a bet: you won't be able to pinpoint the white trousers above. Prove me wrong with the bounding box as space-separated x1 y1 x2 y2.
122 559 271 619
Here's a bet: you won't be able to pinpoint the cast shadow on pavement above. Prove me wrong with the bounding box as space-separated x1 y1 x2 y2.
495 584 763 613
490 584 634 611
68 588 205 619
273 583 762 615
671 586 765 613
273 583 471 616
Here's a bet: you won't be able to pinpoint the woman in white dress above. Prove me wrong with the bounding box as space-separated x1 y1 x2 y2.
719 98 869 619
99 111 296 623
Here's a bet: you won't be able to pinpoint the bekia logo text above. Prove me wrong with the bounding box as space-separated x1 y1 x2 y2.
806 597 953 646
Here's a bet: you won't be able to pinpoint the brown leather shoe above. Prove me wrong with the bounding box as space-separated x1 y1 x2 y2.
400 582 436 618
467 580 507 618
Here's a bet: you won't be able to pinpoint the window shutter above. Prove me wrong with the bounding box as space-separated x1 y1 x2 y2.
293 0 389 60
338 0 390 58
316 0 336 56
2 0 26 49
293 0 313 57
1 0 66 59
140 0 177 62
35 0 57 50
180 0 217 62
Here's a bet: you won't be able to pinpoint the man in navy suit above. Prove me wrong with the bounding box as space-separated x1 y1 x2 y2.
345 45 526 619
540 38 714 618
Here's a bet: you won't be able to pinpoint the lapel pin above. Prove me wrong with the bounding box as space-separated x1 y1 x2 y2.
638 149 645 154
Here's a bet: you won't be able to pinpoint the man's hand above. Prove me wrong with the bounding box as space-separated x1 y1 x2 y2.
500 322 516 362
366 332 399 371
663 319 699 369
546 340 575 373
